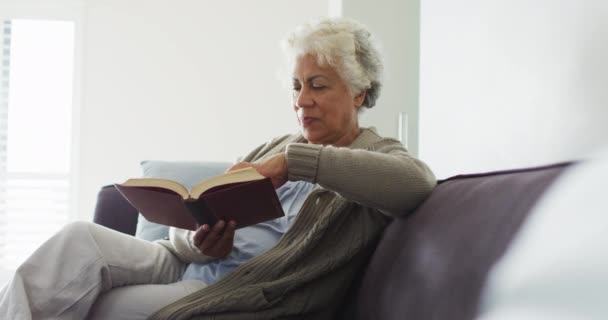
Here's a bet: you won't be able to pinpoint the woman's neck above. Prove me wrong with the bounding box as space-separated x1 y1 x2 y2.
309 126 361 147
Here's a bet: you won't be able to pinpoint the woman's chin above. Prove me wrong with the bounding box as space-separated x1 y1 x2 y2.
301 129 324 145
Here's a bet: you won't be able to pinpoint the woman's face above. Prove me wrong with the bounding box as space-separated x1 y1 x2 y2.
292 54 365 147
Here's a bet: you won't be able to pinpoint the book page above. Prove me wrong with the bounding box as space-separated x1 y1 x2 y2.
119 178 190 199
191 167 265 198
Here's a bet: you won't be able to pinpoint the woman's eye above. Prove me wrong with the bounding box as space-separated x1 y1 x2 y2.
292 87 301 96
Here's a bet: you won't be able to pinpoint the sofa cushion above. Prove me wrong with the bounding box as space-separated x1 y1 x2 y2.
344 163 570 320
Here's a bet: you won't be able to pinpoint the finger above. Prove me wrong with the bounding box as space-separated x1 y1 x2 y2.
193 224 210 247
247 163 266 176
226 162 252 172
200 220 226 252
214 220 236 253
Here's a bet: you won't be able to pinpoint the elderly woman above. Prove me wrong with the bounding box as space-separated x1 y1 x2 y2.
0 17 435 319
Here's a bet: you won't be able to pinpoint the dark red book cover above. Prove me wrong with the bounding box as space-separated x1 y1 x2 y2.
114 178 284 231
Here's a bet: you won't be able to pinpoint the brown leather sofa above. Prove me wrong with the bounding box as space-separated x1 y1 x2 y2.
93 162 570 319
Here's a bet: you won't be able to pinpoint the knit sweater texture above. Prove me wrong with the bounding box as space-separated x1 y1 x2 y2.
151 127 436 320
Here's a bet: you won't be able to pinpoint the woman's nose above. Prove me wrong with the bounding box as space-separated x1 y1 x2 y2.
295 87 314 109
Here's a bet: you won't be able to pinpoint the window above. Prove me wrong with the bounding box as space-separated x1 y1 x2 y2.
0 19 75 271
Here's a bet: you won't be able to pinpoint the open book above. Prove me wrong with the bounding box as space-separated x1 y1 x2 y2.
114 167 285 231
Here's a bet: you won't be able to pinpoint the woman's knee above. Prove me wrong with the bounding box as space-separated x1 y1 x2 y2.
56 220 96 242
61 220 93 234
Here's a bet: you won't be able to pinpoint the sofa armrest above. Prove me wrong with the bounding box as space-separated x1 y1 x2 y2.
342 162 570 320
93 185 138 236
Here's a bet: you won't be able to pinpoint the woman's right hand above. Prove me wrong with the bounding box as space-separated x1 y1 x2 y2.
192 220 237 258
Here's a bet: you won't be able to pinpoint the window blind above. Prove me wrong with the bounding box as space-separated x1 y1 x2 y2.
0 20 11 271
0 19 73 271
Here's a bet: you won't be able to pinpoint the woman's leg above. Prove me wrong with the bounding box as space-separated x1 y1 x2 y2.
87 280 207 320
0 221 188 320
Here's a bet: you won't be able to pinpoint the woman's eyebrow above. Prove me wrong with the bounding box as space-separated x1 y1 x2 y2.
306 75 327 82
292 75 328 83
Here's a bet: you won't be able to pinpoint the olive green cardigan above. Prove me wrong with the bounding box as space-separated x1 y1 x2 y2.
152 128 436 320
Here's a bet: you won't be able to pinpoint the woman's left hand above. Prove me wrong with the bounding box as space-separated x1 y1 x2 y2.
227 153 288 189
192 220 236 258
250 153 288 189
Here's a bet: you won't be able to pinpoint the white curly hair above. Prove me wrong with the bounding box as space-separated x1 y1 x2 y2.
282 17 384 109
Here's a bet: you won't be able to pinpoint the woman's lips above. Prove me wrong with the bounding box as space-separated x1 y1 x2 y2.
301 116 318 127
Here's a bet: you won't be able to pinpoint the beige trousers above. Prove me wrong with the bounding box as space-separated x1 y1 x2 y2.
0 221 207 320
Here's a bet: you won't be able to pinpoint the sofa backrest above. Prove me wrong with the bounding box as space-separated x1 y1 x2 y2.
338 163 570 320
95 163 572 320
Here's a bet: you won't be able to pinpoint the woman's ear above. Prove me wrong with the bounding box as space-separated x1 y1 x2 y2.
354 90 366 108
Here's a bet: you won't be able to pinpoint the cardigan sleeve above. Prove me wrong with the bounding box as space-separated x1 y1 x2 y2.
285 140 436 217
155 227 217 264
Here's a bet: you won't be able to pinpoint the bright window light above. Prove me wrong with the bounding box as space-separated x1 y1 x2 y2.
0 19 75 271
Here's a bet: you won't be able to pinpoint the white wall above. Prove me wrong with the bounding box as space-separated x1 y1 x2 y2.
420 0 608 178
339 0 421 155
78 0 329 218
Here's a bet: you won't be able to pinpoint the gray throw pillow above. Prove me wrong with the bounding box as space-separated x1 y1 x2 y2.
135 160 232 241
